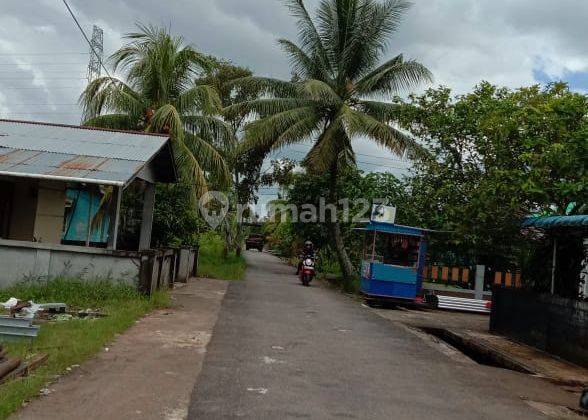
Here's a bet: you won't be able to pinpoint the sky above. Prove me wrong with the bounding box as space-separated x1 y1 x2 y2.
1 0 587 205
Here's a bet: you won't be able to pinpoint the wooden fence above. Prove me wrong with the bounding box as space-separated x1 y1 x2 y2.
423 265 522 290
423 265 473 288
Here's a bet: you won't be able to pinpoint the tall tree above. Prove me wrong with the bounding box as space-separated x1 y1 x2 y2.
231 0 431 278
198 60 266 255
80 24 230 197
397 82 588 266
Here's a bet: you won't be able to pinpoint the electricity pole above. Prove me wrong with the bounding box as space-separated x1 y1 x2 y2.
86 25 104 83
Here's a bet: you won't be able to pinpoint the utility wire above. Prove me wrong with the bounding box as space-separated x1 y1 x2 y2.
0 52 88 56
61 0 112 80
289 146 408 164
285 148 409 169
0 63 87 66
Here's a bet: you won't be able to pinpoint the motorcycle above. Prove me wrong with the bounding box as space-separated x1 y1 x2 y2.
298 254 316 286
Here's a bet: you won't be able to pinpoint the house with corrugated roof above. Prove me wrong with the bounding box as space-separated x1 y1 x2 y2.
0 119 183 289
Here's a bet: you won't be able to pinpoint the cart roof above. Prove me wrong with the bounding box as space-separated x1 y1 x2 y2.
353 221 433 237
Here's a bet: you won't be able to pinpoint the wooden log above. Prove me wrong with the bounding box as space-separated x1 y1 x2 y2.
0 358 21 380
0 354 48 385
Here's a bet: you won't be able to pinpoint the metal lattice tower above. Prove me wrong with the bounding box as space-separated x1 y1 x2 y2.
86 25 104 83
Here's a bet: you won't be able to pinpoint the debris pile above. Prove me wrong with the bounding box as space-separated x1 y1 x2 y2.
0 345 47 384
2 298 67 320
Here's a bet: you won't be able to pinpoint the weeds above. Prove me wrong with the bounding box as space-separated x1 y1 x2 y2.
198 232 246 281
0 279 168 419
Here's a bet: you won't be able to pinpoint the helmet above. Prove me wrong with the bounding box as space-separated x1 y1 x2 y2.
304 241 313 247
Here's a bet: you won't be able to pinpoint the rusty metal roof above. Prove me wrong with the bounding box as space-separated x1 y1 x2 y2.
0 119 174 186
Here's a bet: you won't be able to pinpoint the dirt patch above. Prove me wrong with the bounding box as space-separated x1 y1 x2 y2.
13 278 228 420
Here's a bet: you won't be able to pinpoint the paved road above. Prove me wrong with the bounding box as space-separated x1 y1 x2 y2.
189 251 562 419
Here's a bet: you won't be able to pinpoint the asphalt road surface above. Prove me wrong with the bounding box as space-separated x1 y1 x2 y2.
189 251 559 419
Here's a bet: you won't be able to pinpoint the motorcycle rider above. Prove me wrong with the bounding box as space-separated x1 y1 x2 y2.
297 240 315 275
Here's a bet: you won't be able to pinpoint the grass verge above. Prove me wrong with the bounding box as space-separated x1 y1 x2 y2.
0 279 169 419
198 232 247 281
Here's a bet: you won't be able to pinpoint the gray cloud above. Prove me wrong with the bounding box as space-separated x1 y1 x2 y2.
0 0 587 176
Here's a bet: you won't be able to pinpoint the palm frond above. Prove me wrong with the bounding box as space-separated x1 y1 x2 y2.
82 114 137 130
356 55 432 95
224 97 314 119
284 0 333 75
278 39 332 82
184 132 231 190
241 106 318 152
177 84 222 115
358 100 402 122
269 113 323 151
79 76 143 121
299 79 341 105
150 104 184 140
229 76 297 98
345 108 427 159
184 115 236 149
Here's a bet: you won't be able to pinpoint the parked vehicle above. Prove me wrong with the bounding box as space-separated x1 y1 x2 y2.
299 254 316 286
245 234 264 252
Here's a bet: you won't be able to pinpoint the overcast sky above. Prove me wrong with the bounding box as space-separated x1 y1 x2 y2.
1 0 587 190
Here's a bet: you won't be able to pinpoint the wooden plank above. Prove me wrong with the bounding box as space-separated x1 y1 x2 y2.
494 271 502 286
441 266 449 281
505 272 512 287
431 266 439 281
515 272 522 288
462 268 470 283
451 267 460 282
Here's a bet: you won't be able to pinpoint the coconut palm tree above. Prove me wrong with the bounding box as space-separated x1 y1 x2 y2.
80 24 230 197
230 0 432 279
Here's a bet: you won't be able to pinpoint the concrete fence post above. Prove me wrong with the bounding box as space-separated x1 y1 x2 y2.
475 265 486 300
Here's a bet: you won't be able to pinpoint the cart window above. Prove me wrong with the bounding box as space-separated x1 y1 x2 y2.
375 234 420 267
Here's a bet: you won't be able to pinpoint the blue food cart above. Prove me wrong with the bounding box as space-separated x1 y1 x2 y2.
356 220 429 302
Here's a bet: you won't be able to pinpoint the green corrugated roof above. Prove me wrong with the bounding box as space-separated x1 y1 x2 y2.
521 215 588 229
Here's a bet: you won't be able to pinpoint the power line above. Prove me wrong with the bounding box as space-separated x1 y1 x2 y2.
0 63 87 66
289 146 408 164
3 112 81 115
0 78 86 80
9 103 78 106
0 52 88 56
61 0 112 80
285 148 409 170
0 87 82 90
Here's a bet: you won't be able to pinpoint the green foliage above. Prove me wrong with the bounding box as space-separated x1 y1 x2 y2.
0 280 168 419
0 278 147 309
235 0 431 172
81 24 230 198
263 167 412 278
197 231 247 280
234 0 431 278
152 183 204 247
397 82 588 267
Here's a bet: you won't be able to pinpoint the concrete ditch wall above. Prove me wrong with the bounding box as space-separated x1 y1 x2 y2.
0 239 140 288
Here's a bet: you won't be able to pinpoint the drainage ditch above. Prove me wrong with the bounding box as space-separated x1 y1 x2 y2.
419 327 534 374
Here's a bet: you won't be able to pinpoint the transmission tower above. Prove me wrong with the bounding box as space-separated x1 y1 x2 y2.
86 25 104 83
